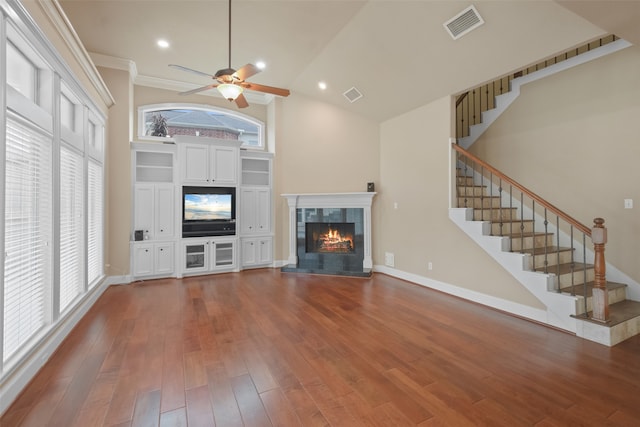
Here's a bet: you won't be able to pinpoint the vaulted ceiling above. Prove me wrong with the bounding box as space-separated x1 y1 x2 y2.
59 0 639 122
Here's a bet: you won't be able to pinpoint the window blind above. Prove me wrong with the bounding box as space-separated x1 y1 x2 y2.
87 160 103 286
3 114 52 362
59 145 84 312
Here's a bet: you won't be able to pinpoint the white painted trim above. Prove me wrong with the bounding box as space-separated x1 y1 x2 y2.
373 265 548 324
136 73 272 105
0 278 110 415
36 0 114 107
90 52 137 80
282 193 376 270
459 38 632 148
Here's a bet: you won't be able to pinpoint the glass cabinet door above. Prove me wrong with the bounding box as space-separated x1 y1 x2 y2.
184 242 207 272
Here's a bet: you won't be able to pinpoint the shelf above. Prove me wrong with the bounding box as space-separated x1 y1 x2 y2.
135 150 174 183
241 158 270 186
137 151 173 167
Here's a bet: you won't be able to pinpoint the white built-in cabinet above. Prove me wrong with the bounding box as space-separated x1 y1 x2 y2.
180 142 238 185
182 237 236 274
240 151 274 269
134 184 174 240
132 242 174 277
240 188 270 234
130 143 176 279
130 136 273 279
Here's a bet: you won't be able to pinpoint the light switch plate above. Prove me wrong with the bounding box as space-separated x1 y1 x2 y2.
624 199 633 209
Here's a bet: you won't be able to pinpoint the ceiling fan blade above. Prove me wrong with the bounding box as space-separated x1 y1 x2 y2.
169 64 215 78
241 82 290 97
179 84 218 96
233 64 260 81
235 93 249 108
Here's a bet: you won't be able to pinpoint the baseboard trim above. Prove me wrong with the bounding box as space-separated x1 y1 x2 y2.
373 264 547 325
0 273 133 415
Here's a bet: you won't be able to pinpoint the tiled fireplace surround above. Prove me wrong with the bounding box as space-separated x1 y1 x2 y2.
281 193 376 277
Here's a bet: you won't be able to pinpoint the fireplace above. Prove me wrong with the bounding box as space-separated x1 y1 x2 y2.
281 193 375 277
306 222 355 254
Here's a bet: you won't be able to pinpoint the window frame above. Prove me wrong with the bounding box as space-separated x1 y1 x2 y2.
1 0 107 378
137 103 266 150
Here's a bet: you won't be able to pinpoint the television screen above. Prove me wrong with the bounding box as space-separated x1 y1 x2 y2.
184 193 232 221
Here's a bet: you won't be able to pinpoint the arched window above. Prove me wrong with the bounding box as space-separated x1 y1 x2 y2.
137 103 265 149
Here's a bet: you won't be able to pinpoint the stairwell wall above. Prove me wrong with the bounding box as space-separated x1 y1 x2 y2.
376 96 544 309
470 46 640 285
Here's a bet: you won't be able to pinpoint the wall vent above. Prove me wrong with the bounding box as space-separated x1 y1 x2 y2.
444 5 484 40
343 87 363 103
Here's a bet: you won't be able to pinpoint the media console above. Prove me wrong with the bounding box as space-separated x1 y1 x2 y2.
182 220 236 238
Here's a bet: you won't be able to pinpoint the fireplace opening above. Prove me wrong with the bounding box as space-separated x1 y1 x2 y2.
305 222 355 254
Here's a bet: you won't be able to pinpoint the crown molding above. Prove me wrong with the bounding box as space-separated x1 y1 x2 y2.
90 52 138 80
37 0 115 107
89 52 273 105
134 74 273 105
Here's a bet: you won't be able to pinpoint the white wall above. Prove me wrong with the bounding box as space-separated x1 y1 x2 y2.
376 96 544 308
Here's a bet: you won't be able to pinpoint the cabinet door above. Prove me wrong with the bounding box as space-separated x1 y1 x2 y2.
133 243 154 276
212 240 235 270
242 239 257 266
134 184 154 239
155 243 174 275
256 189 271 233
211 146 237 184
155 185 174 238
182 144 209 183
183 241 208 273
258 238 273 265
240 188 257 234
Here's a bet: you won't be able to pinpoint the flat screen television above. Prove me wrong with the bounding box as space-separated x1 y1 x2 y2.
182 186 236 237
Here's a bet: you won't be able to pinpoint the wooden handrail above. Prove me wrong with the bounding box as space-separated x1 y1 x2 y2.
452 143 592 236
455 91 469 108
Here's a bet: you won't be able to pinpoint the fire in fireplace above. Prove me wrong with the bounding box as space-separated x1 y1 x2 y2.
305 222 355 254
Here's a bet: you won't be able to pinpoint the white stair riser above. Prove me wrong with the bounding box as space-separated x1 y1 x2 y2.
458 197 502 209
473 208 519 221
526 251 575 270
574 286 628 315
509 234 554 251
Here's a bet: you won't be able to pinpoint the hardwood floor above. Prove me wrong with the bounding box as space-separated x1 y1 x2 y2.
3 269 640 426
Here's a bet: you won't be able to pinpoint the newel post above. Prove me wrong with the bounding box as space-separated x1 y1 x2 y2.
591 218 609 323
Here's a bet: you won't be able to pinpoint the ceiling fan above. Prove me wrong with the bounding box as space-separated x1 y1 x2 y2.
169 0 290 108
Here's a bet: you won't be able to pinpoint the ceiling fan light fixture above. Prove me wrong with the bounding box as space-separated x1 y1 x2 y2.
218 83 243 101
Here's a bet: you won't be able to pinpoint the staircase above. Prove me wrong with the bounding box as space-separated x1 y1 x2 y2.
450 145 640 346
455 35 631 149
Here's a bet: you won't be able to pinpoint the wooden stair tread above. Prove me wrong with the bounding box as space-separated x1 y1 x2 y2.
473 207 517 211
534 262 593 274
560 281 627 297
576 300 640 327
518 246 574 256
502 231 553 238
490 219 534 224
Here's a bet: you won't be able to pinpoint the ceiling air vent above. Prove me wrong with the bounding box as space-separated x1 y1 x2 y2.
444 5 484 40
343 87 363 103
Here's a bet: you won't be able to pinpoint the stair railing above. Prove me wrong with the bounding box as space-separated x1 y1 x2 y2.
455 35 618 139
452 143 609 321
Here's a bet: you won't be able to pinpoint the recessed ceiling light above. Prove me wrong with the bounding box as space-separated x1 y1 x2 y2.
318 81 327 90
157 39 170 49
256 61 266 69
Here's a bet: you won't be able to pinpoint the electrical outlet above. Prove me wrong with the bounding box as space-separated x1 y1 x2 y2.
384 252 395 267
624 199 633 209
393 202 398 210
428 262 433 270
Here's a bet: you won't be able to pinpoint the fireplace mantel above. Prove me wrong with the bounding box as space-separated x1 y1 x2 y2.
282 192 376 274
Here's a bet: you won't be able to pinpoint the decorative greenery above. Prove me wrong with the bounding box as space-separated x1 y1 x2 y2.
149 113 168 137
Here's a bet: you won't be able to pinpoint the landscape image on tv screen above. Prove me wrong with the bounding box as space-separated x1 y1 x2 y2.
184 194 232 220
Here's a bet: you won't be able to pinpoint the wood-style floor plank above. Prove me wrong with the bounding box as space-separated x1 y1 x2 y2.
3 270 640 426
